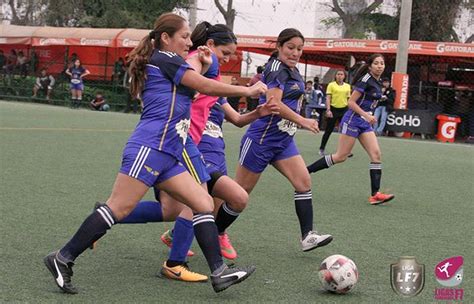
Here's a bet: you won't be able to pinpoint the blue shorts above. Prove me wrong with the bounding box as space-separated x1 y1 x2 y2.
202 150 228 176
180 139 211 184
340 113 374 138
70 83 84 91
120 143 186 187
239 135 299 173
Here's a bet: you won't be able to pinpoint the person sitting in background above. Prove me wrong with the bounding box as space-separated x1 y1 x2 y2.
32 68 55 101
373 77 395 136
89 92 110 111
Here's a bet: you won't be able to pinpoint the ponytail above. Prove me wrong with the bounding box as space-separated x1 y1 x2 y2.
127 35 155 98
126 12 186 97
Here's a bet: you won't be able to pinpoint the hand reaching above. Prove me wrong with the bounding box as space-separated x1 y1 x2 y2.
300 117 320 134
197 46 212 66
256 96 280 117
246 81 267 97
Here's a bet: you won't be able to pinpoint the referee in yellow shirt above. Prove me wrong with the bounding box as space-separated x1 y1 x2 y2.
319 69 351 155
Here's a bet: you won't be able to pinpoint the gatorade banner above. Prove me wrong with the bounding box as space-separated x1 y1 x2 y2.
385 110 437 134
391 72 409 110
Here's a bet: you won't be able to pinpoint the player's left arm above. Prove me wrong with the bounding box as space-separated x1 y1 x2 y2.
80 68 90 78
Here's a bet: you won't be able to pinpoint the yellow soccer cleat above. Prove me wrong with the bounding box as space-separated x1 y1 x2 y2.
160 262 208 282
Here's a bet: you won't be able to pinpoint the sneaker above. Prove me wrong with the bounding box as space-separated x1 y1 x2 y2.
218 233 237 260
318 149 325 156
43 251 78 294
369 192 395 205
160 262 208 282
161 229 195 257
301 231 333 252
211 264 256 293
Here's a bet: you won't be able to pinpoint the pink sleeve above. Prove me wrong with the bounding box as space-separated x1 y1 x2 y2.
189 94 219 144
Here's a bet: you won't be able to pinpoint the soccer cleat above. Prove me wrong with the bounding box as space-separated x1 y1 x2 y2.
211 264 256 293
161 229 195 257
44 251 78 294
218 233 237 260
301 231 333 252
160 262 208 282
369 192 395 205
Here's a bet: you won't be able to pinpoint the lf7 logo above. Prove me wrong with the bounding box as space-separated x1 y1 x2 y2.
391 257 425 297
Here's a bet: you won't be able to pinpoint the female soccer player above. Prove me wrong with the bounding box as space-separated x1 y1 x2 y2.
319 69 351 155
65 59 90 108
235 28 333 252
117 23 277 278
307 54 395 205
44 13 266 294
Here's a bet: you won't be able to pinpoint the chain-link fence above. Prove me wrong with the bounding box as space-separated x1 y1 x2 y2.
0 47 139 113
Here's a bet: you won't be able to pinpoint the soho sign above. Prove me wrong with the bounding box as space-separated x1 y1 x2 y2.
387 113 421 127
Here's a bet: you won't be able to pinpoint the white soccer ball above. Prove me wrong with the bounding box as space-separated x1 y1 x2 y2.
318 254 358 294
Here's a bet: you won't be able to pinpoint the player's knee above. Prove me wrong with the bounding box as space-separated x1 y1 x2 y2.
332 154 347 163
194 193 214 214
295 174 312 192
371 149 382 162
107 200 135 221
228 189 249 212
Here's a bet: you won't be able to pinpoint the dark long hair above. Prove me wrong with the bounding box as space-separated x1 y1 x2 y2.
190 22 237 50
270 28 304 59
351 53 384 86
127 13 186 97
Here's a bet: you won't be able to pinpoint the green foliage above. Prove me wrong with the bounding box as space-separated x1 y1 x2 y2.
44 0 191 28
367 13 399 40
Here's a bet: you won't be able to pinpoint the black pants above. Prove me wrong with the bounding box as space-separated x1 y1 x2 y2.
320 106 348 150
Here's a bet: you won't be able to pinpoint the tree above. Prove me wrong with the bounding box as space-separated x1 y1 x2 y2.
409 0 464 42
8 0 48 25
322 0 384 38
214 0 236 30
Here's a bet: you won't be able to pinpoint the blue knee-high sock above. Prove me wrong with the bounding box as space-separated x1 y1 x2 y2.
167 217 194 264
120 201 163 223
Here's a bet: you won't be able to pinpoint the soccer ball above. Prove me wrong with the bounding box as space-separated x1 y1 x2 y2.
318 254 358 294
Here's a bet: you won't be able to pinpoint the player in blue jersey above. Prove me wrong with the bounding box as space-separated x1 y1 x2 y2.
307 54 395 205
235 28 333 253
65 59 90 108
114 23 277 276
44 13 267 295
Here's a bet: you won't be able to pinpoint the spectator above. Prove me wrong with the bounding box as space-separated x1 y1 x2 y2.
89 92 110 111
112 57 126 82
227 76 242 111
373 77 395 136
32 68 55 101
16 51 28 78
246 66 264 111
5 49 17 77
65 58 90 108
0 50 5 72
313 77 326 128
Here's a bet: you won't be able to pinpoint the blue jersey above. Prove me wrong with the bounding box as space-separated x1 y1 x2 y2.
127 50 194 158
245 58 305 147
68 66 85 84
198 97 227 153
347 73 382 116
203 53 220 79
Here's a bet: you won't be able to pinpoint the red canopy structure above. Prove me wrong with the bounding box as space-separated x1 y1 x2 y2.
1 24 472 78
